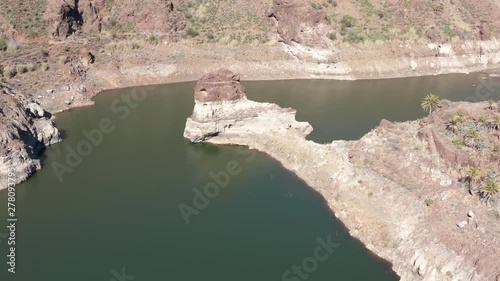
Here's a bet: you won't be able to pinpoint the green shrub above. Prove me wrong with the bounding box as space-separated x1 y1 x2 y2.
328 33 337 41
147 34 158 44
343 28 365 44
309 2 320 9
186 27 199 37
341 15 357 29
40 49 49 57
441 24 455 38
0 36 7 51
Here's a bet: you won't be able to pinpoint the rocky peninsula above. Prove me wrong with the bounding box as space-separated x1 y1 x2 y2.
0 84 61 189
184 69 500 281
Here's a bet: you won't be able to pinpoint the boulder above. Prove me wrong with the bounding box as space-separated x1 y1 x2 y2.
79 49 95 66
25 102 46 118
194 69 245 103
410 60 418 71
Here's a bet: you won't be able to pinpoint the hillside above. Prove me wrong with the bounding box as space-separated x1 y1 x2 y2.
1 0 499 43
0 0 498 117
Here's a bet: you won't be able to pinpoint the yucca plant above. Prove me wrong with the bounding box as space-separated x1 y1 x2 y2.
464 167 481 194
446 117 460 133
494 115 500 130
421 94 440 115
478 180 499 204
463 129 480 148
487 99 495 110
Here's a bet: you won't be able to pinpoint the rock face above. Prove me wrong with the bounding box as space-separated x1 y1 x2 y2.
45 0 187 39
183 69 312 143
45 0 103 38
0 85 61 189
268 0 333 49
268 0 338 63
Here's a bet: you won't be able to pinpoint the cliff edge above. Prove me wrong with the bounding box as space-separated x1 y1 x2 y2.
0 84 61 189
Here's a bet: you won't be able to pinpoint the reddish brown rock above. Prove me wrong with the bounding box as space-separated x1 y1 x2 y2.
45 0 103 38
418 126 472 167
268 0 333 48
79 48 95 67
194 69 246 103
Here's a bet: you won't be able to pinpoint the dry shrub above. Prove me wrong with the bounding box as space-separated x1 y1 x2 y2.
16 65 28 74
104 40 142 52
41 63 49 71
6 38 19 52
4 66 17 78
58 55 69 65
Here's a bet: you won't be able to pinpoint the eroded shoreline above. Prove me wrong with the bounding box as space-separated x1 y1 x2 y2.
183 69 500 281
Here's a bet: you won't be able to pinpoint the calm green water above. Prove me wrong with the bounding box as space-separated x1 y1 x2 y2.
0 73 498 281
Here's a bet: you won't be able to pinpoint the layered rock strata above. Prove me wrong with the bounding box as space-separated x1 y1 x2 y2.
183 69 312 143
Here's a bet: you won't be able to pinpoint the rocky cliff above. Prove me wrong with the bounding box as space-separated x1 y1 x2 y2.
0 84 61 189
44 0 188 39
184 69 312 143
268 0 338 62
184 70 500 281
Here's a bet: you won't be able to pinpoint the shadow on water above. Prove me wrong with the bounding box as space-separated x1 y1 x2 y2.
57 128 69 139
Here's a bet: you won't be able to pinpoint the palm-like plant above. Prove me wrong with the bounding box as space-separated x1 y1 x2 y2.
484 115 500 131
478 180 499 204
463 129 480 148
487 99 495 110
464 167 480 194
494 115 500 130
421 94 440 115
446 118 460 133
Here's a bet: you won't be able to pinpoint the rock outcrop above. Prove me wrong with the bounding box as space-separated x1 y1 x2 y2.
184 69 312 143
45 0 104 38
0 85 61 189
44 0 187 39
268 0 333 48
184 70 499 281
79 48 95 67
268 0 338 63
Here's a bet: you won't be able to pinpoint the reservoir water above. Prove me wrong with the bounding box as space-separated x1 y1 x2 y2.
0 73 498 281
